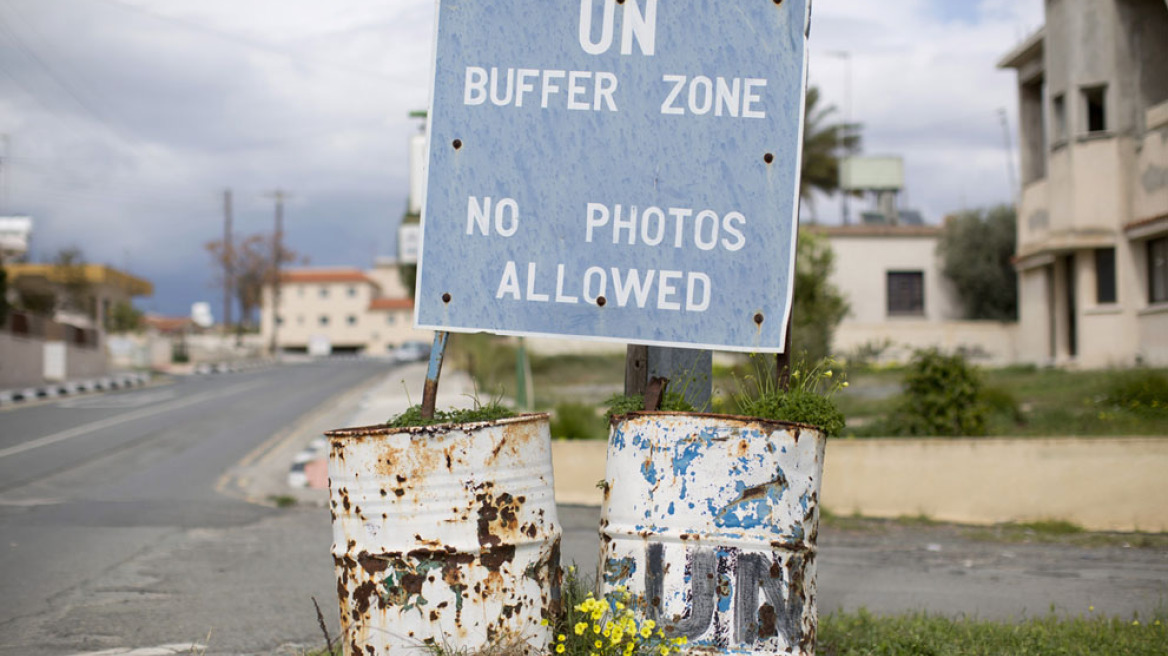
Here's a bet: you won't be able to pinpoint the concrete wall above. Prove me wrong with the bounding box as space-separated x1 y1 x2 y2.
551 437 1168 532
821 437 1168 532
1133 102 1168 222
65 342 107 379
834 320 1018 366
0 332 46 388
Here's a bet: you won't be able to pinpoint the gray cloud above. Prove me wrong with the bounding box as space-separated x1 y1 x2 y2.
0 0 1043 317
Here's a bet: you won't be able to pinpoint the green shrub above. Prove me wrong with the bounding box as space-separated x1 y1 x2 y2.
551 403 605 440
982 384 1024 426
1099 369 1168 417
886 348 988 436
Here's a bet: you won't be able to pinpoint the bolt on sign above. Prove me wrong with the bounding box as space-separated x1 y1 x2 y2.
416 0 811 352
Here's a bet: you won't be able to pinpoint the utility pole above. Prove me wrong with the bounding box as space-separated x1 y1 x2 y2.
265 189 290 357
826 51 853 224
223 189 233 333
0 134 10 214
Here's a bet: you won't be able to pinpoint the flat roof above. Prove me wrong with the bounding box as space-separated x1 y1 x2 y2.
6 263 153 296
998 27 1045 69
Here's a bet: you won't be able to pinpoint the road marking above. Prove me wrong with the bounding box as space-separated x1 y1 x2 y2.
0 380 266 460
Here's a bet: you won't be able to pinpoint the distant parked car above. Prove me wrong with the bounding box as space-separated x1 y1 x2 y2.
393 341 431 363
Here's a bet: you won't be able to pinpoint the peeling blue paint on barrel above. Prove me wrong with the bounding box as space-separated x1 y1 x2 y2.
598 412 826 655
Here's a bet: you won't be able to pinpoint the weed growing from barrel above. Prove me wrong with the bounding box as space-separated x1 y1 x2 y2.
602 392 694 421
386 402 516 428
733 354 847 436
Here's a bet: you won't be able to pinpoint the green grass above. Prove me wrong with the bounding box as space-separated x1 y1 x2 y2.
819 608 1167 655
449 340 1168 437
962 522 1168 549
322 608 1168 656
267 494 297 508
838 365 1168 437
820 512 1168 550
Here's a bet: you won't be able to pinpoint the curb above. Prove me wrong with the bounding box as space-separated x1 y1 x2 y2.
0 372 152 407
287 436 329 488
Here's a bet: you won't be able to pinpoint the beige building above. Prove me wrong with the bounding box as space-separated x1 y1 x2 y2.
259 264 430 355
1000 0 1168 367
1 263 152 387
820 225 1018 365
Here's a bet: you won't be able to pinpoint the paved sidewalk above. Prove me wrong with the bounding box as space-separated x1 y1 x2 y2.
221 362 481 506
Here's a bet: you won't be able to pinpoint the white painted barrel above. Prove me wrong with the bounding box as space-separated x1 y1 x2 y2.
599 412 826 655
326 414 561 655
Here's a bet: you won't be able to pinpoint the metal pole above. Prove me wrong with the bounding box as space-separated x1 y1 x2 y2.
223 189 233 333
826 51 852 225
421 331 450 420
266 189 288 357
0 134 9 214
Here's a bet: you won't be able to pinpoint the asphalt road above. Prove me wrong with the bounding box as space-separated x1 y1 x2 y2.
0 360 391 656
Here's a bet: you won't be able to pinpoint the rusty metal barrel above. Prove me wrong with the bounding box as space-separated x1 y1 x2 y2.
326 414 561 655
598 412 826 655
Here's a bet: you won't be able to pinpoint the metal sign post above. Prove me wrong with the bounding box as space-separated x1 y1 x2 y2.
415 0 811 355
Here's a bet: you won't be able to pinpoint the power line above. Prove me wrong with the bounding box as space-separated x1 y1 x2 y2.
0 5 126 141
79 0 416 85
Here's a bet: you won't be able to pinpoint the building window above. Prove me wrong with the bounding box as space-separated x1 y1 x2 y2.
346 314 357 326
887 271 925 316
347 286 357 298
319 315 330 326
1094 248 1116 304
386 314 396 325
1052 93 1066 143
275 315 284 326
298 285 305 298
1150 237 1168 304
297 315 305 325
1083 85 1106 133
319 287 329 298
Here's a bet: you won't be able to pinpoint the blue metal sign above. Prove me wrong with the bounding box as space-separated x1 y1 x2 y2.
416 0 810 352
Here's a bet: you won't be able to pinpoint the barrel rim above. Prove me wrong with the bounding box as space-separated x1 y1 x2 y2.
610 410 827 435
324 411 551 439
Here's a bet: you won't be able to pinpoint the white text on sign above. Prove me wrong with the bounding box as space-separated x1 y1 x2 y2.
461 0 767 118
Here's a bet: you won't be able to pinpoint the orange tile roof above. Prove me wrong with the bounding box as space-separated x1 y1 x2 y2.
281 268 378 286
143 314 193 334
368 297 414 311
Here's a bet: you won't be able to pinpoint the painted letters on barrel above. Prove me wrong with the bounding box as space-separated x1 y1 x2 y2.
326 414 561 655
599 412 825 655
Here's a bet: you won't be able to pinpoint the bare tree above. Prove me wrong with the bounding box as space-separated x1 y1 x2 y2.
206 232 304 329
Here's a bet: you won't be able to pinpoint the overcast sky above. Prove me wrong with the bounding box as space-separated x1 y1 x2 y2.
0 0 1044 318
